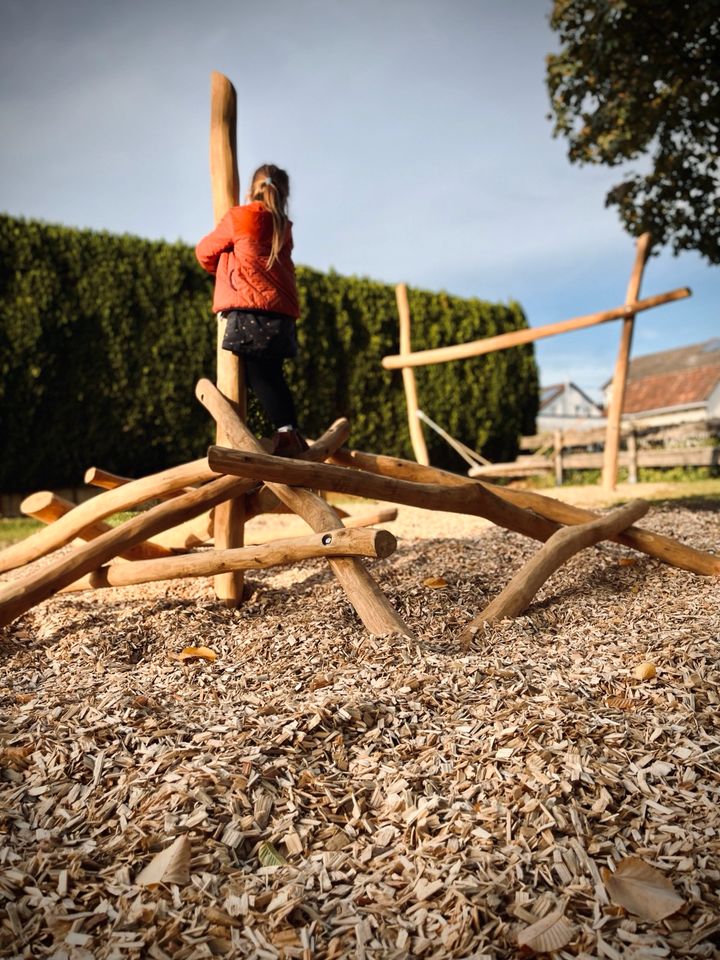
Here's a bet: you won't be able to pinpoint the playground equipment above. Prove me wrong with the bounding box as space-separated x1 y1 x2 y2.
385 239 690 491
1 73 717 638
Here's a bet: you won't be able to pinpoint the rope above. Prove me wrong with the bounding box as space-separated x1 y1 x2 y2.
416 410 492 468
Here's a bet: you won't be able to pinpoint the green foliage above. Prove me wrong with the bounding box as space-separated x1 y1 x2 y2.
0 215 539 491
547 0 720 263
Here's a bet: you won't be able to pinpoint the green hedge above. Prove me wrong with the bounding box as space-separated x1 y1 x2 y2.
0 214 538 492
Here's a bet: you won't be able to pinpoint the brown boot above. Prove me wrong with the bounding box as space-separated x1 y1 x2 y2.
273 429 309 458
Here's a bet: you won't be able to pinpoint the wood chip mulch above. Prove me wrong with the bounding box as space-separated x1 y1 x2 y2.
1 502 719 959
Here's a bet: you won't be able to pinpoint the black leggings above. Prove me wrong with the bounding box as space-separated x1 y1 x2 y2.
244 356 298 430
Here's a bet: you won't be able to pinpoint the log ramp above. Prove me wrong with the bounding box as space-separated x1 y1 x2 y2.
1 379 718 633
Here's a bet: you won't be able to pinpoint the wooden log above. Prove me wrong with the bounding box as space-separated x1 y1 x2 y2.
381 287 691 370
246 506 398 545
602 233 652 491
196 379 413 637
329 447 720 577
243 418 351 520
0 459 218 575
0 474 258 627
208 446 561 544
210 70 245 607
459 500 649 638
20 491 175 562
84 466 197 501
396 283 429 465
62 528 397 592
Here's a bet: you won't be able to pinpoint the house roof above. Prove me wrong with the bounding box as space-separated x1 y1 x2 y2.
539 381 603 412
612 339 720 414
626 337 720 382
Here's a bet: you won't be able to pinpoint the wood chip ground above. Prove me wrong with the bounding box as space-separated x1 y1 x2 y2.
1 499 719 958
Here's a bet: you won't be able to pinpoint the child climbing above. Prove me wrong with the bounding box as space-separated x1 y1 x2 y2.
195 163 308 457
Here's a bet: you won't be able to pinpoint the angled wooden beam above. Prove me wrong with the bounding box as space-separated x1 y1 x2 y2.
323 446 720 577
62 528 397 593
196 379 413 637
207 445 560 544
395 283 429 465
458 500 649 640
209 70 245 607
602 233 652 491
381 288 690 370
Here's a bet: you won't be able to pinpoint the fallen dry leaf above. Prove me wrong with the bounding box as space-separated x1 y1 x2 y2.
633 661 657 680
606 695 634 710
174 646 217 663
257 841 288 867
135 835 191 887
618 558 637 567
423 576 448 589
517 908 575 953
601 857 685 921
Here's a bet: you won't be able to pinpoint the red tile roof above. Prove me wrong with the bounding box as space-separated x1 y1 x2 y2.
623 365 720 414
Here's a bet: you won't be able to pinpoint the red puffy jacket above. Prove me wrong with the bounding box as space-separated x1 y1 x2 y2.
195 201 300 317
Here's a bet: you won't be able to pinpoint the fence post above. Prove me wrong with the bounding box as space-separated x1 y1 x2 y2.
554 430 564 486
628 427 638 484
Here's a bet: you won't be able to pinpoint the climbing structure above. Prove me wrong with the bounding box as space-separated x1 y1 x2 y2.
1 72 717 637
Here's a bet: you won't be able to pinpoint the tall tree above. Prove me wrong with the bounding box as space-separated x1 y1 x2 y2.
546 0 720 263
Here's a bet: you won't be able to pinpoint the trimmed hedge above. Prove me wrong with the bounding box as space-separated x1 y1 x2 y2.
0 214 538 492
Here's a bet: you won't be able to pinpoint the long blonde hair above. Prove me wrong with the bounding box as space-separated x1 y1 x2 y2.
250 163 290 268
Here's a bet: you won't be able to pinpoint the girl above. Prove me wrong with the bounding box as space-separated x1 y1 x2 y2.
195 163 308 457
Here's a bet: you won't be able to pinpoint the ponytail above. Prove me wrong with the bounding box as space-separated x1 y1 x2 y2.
250 164 290 268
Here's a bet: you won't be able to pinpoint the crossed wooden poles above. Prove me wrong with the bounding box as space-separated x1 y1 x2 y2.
1 377 717 638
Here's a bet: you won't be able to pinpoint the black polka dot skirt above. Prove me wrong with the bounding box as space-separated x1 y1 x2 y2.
220 309 298 359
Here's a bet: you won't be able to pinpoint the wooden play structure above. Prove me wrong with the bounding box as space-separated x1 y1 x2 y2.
385 236 690 491
1 73 717 640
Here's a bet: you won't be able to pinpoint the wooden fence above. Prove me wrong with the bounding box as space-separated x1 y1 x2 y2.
469 420 720 483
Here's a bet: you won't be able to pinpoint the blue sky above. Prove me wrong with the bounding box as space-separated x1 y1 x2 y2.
1 0 717 400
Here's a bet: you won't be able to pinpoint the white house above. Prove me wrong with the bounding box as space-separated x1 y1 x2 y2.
603 338 720 427
536 382 605 432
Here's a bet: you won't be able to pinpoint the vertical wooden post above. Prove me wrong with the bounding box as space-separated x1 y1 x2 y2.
602 233 652 491
209 71 245 605
627 426 638 484
553 430 564 486
395 283 429 466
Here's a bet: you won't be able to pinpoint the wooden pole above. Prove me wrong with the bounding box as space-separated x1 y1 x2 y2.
381 287 690 370
208 445 561 544
395 284 429 465
458 500 649 638
196 380 414 637
326 446 720 577
602 233 652 491
62 528 397 593
209 70 245 607
84 466 196 501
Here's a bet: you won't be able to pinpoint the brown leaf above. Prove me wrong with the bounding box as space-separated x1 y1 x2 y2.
423 576 448 589
618 557 637 567
601 857 685 921
517 908 575 953
175 646 217 663
606 695 634 710
633 661 657 680
135 835 191 887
